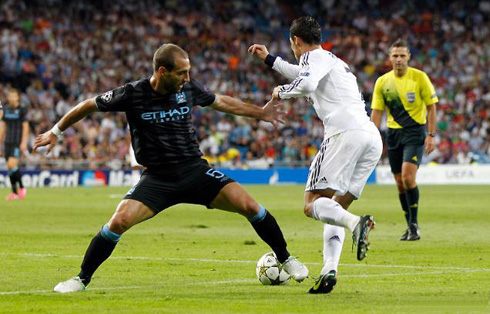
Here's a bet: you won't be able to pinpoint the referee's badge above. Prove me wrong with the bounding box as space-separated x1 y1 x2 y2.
176 92 187 104
407 92 415 103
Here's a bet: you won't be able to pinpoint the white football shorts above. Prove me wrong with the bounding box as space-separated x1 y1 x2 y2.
306 125 382 198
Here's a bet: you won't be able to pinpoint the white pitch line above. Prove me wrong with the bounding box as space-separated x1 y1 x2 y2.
0 279 256 296
2 252 490 272
342 268 486 278
1 269 489 296
109 194 124 199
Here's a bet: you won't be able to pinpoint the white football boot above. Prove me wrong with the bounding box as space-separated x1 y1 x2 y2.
53 276 86 293
282 256 309 282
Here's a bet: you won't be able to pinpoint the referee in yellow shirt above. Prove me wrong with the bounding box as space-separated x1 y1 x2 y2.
371 39 438 241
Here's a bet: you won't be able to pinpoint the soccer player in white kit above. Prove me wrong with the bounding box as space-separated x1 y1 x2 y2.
249 16 382 294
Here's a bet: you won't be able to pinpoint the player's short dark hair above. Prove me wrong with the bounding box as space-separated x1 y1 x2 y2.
389 39 409 53
153 44 189 72
290 16 322 45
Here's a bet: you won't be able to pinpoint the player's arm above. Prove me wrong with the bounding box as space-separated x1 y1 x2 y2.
19 121 29 153
419 72 438 154
210 95 286 127
370 77 385 128
370 109 384 129
33 97 98 154
272 53 333 100
424 103 437 154
248 44 300 80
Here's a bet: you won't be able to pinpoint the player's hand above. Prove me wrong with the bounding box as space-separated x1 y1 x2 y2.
33 131 58 154
261 99 286 128
424 136 436 155
272 86 281 100
248 44 269 61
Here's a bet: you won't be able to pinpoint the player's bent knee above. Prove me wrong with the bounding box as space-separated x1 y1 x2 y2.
401 175 415 188
108 214 132 234
109 204 136 234
239 198 260 218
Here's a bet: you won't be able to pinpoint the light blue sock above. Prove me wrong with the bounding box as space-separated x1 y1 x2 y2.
101 224 122 243
248 205 267 223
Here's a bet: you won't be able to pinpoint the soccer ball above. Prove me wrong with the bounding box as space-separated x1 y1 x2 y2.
256 252 290 285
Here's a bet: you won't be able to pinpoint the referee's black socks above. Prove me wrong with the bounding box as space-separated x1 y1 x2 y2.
406 187 420 225
249 205 290 263
398 193 410 225
78 224 121 286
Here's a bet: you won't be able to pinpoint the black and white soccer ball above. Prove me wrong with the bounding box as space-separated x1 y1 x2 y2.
256 252 290 285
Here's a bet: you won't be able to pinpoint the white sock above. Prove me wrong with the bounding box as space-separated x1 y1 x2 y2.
312 197 360 232
321 223 345 275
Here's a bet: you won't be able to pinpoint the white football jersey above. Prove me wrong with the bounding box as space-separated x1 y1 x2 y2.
272 48 372 138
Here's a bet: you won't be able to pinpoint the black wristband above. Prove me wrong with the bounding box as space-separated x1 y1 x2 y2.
264 54 277 68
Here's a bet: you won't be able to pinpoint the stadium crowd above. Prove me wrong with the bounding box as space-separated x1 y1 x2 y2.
0 0 488 169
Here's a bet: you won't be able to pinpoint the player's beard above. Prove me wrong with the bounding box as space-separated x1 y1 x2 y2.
164 79 183 93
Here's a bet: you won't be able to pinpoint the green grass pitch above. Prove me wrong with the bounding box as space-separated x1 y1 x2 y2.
0 185 489 313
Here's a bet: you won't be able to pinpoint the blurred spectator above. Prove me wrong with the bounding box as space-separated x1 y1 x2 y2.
0 0 488 169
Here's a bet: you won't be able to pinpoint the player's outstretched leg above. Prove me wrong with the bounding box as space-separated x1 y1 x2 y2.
210 183 308 282
54 199 154 293
250 206 309 282
54 224 120 293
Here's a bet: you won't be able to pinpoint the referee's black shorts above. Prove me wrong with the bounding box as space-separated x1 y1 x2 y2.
386 126 426 174
4 143 21 160
124 159 235 213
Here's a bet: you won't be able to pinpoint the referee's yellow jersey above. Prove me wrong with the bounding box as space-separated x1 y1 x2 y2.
371 67 438 129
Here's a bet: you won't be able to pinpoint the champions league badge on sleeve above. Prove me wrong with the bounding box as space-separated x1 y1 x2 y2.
101 90 113 103
176 92 187 104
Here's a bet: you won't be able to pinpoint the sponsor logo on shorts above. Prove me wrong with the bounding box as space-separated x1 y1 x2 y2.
412 155 418 162
206 169 225 179
319 177 328 183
